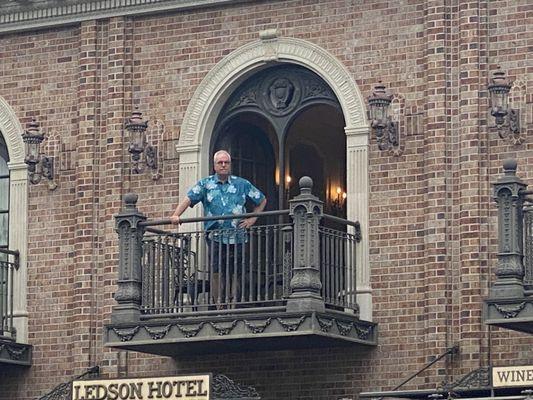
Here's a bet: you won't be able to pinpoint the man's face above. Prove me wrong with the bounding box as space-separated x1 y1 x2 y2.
214 153 231 178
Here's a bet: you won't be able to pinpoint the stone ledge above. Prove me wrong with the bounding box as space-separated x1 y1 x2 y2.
0 339 32 367
104 310 377 356
484 297 533 334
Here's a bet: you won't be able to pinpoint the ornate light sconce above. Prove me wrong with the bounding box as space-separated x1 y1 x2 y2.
285 175 292 201
331 186 346 216
488 67 521 144
125 107 160 180
367 82 400 154
21 119 57 190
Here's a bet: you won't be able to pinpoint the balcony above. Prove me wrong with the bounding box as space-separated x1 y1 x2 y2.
484 159 533 334
105 177 377 356
0 249 32 367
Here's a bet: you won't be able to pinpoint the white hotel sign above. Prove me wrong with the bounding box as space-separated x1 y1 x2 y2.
72 375 210 400
493 366 533 388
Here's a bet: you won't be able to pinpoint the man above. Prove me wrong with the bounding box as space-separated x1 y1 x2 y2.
170 150 267 306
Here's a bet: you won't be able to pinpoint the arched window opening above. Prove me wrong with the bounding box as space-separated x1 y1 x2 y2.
177 36 372 320
212 64 344 213
285 104 346 217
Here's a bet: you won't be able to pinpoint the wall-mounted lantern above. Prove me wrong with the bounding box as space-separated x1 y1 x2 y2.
285 175 292 201
330 186 347 216
21 119 57 190
367 82 400 154
125 107 160 180
488 67 521 144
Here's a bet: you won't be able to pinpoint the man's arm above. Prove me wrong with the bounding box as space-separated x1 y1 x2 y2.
170 196 192 225
239 197 266 229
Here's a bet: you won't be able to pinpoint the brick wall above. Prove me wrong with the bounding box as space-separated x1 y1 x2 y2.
0 1 531 399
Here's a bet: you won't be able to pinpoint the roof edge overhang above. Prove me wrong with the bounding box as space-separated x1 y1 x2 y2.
0 0 253 34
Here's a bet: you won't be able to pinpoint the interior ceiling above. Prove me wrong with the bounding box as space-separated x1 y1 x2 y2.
286 104 345 153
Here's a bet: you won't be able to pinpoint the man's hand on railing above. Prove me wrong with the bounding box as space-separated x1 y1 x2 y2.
170 215 181 225
239 217 257 229
169 197 191 226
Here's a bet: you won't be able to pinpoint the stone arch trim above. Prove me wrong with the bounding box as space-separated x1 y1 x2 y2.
0 96 25 165
179 35 368 148
0 95 29 342
177 34 373 321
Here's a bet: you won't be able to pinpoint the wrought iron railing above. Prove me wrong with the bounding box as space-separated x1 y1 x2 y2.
139 214 360 315
112 177 362 321
320 215 360 311
140 218 293 314
0 248 19 340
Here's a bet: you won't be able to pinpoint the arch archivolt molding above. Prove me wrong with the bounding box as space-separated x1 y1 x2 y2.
176 33 373 320
0 95 29 342
0 96 25 165
179 35 368 149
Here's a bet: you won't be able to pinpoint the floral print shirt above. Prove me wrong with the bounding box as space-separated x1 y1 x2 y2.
187 174 265 243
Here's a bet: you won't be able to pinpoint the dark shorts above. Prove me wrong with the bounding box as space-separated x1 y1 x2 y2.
206 239 245 274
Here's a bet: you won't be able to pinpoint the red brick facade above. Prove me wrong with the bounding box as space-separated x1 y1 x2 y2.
0 1 531 399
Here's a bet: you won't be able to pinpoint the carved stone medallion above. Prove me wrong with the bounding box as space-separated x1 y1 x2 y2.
261 75 301 116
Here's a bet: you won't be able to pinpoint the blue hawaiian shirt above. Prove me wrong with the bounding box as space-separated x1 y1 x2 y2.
187 174 265 243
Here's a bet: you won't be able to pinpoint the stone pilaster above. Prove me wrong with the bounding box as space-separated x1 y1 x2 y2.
176 144 203 229
346 126 371 321
7 162 28 343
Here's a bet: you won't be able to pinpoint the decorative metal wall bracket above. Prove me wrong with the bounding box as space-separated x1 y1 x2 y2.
38 366 100 400
375 118 399 154
21 119 57 190
367 82 401 155
494 108 521 144
125 108 161 180
488 67 522 145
